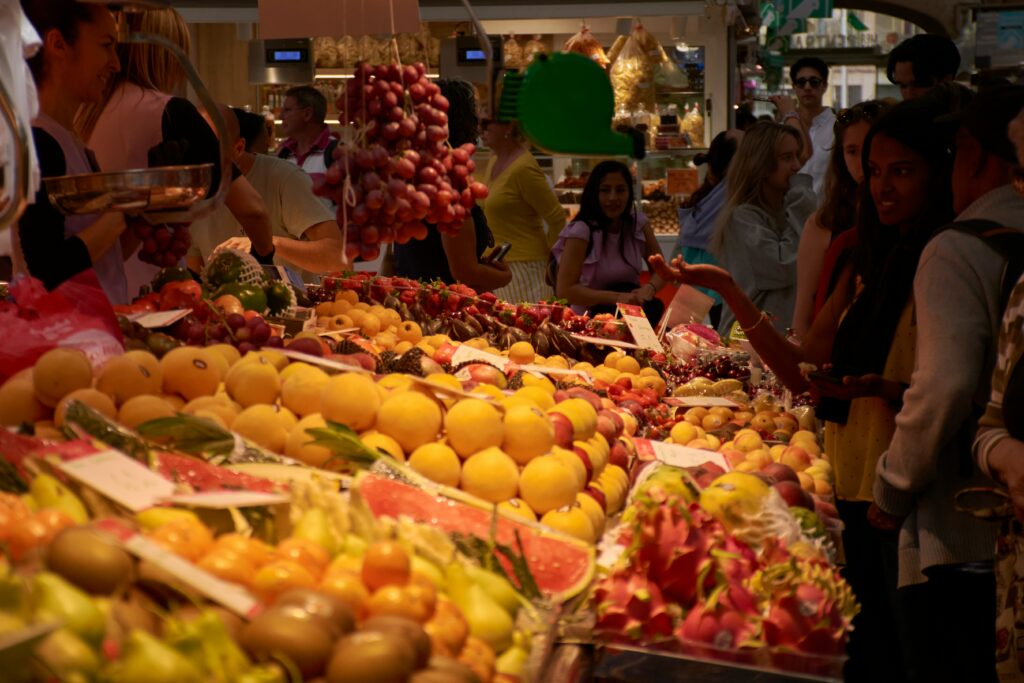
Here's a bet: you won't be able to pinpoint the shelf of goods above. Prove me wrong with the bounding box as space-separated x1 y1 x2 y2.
0 247 852 682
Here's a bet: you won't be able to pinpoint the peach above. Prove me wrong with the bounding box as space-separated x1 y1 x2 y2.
813 478 834 497
734 432 765 453
769 444 787 462
721 448 747 468
750 413 776 432
790 430 818 446
685 407 709 422
734 460 759 473
774 414 799 432
733 411 754 424
701 414 726 431
780 445 813 472
797 471 815 492
686 438 715 451
670 421 699 445
709 406 734 420
745 449 772 469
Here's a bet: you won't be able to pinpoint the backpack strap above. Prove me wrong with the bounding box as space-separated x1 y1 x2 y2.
943 220 1024 311
323 138 339 169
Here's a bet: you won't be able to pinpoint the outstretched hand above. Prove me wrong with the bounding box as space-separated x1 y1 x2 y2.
647 255 735 293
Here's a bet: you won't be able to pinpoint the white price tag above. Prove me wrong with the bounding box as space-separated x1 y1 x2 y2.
164 491 291 508
649 440 729 471
277 348 373 373
569 334 640 350
58 450 176 512
617 304 663 353
130 309 192 329
122 533 261 617
450 345 510 370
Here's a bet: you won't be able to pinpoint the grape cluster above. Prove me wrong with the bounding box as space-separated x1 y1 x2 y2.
660 353 750 385
168 310 283 354
316 62 488 262
134 223 191 268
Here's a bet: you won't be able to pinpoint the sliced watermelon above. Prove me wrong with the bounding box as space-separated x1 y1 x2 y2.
356 472 595 600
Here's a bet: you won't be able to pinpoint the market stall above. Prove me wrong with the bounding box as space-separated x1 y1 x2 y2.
0 3 855 682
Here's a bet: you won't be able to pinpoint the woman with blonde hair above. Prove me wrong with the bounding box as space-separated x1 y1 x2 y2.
79 7 274 296
710 120 816 335
479 117 565 302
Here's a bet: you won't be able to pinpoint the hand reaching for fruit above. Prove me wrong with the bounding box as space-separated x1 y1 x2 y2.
648 254 735 293
214 236 253 258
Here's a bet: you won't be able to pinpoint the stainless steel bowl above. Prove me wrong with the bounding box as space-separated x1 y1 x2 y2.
44 164 213 215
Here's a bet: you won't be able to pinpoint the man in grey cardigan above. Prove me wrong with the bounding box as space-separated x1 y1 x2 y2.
872 86 1024 682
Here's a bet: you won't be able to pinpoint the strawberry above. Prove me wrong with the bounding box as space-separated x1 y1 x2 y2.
515 311 539 333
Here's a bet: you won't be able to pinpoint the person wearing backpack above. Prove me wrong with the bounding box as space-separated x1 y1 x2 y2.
871 85 1024 682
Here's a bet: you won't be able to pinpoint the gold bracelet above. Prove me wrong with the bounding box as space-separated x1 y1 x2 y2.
741 312 770 335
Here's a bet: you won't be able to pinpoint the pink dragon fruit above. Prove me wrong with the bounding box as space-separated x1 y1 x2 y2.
678 585 762 651
593 569 677 644
634 504 718 607
715 534 759 584
762 583 846 656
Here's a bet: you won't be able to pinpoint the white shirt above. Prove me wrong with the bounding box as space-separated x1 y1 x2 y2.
189 154 335 280
800 108 836 197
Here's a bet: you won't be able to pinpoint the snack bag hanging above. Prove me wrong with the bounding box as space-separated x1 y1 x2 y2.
654 44 689 90
564 24 609 68
609 27 656 114
524 35 547 64
503 35 524 68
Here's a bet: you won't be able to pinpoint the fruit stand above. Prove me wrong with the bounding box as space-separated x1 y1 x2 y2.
0 25 853 678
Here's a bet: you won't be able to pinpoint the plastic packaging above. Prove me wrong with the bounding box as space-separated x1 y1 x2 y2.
564 25 609 68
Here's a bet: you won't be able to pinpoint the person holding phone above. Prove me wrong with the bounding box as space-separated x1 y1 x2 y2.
392 79 511 292
552 160 665 323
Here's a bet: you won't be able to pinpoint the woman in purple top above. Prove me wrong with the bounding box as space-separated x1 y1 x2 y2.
552 161 666 323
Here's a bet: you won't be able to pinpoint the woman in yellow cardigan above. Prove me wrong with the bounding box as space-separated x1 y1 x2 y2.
480 119 566 303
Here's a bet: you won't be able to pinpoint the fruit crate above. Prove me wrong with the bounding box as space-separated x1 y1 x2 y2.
591 642 846 682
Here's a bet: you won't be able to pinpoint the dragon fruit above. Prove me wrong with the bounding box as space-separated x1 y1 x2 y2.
633 503 718 607
762 583 847 655
679 585 762 651
593 569 677 644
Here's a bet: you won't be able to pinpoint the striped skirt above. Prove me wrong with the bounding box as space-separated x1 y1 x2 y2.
492 260 552 303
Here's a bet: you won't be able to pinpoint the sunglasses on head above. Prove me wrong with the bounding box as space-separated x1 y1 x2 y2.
837 101 885 126
794 77 823 89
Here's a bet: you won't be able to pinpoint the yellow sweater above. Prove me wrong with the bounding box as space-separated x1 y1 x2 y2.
480 152 566 263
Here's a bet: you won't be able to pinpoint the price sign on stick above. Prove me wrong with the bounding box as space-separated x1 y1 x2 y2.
617 304 664 353
58 449 176 512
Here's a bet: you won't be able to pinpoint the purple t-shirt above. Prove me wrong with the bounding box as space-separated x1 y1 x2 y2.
552 213 648 313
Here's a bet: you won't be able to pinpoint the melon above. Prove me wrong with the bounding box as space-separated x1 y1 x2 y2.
355 472 595 600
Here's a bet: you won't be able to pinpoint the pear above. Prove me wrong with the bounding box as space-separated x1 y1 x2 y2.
292 508 340 555
102 629 203 683
134 507 199 532
32 628 100 681
465 565 522 615
31 572 105 646
410 555 445 588
495 643 530 677
29 474 88 524
445 564 514 652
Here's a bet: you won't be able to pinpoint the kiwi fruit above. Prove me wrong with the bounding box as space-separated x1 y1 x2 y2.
240 605 335 678
327 630 417 683
45 527 133 595
361 615 431 668
276 588 355 638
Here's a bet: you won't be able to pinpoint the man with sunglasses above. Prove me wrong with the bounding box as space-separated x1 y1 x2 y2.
772 57 835 196
887 34 961 101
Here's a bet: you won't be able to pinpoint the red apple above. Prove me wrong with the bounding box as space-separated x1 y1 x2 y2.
774 480 814 509
549 412 574 448
617 399 644 418
761 462 799 485
779 445 813 472
572 445 595 482
608 439 630 469
552 389 571 404
584 485 608 513
432 342 459 365
566 387 603 412
614 376 633 390
466 363 506 389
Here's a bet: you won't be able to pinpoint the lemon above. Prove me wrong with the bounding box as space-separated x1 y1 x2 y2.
321 373 381 431
508 341 535 365
408 442 461 487
521 375 556 395
497 498 538 523
502 405 554 465
513 386 555 411
281 372 329 417
117 395 176 430
540 506 596 543
360 430 405 461
576 493 606 536
615 356 641 375
95 351 163 405
206 343 242 369
471 384 505 401
183 395 240 428
285 414 333 467
518 456 578 515
161 347 221 400
378 373 415 393
233 404 293 452
604 351 626 369
460 447 519 503
280 361 327 383
444 399 504 458
226 361 280 407
376 391 442 452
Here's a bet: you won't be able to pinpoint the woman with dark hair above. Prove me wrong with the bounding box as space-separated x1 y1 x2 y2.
16 0 132 303
392 79 511 292
651 88 967 681
675 129 742 327
552 160 665 323
792 100 888 338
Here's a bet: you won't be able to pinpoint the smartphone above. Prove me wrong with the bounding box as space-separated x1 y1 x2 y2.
482 242 511 264
808 370 846 386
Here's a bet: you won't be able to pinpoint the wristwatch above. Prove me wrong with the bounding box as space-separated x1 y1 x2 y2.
782 111 800 122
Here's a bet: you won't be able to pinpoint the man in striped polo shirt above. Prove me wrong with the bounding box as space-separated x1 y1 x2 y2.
276 85 337 207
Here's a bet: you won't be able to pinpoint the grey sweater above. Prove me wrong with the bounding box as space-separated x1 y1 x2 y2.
874 184 1024 587
717 175 817 336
